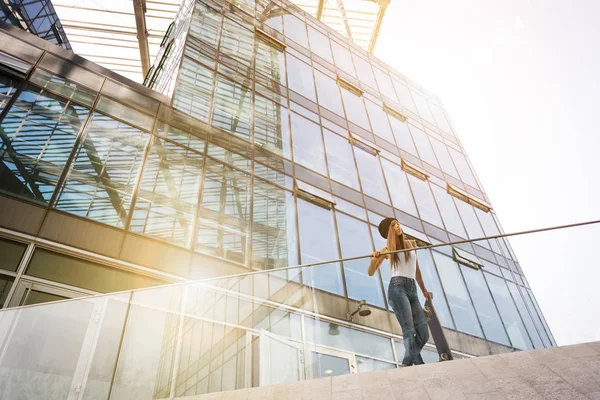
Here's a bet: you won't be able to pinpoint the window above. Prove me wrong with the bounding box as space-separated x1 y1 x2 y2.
0 237 27 272
433 252 483 338
409 124 439 168
220 18 254 67
254 93 291 157
406 175 443 228
337 213 385 307
354 146 389 202
252 180 297 270
282 14 308 47
460 266 510 346
447 184 490 212
173 57 214 122
391 79 418 115
290 112 326 175
255 32 287 85
26 248 166 292
129 133 204 247
413 250 454 328
0 74 21 114
189 2 221 46
430 138 459 177
430 185 467 238
448 148 478 189
0 78 92 204
452 248 482 270
410 91 436 124
323 130 359 190
286 55 316 102
330 41 356 77
314 71 344 116
380 159 417 217
373 68 397 103
364 101 395 144
196 159 251 264
454 199 485 240
0 274 14 308
351 54 377 90
297 198 343 295
506 282 544 349
307 27 333 63
340 87 370 130
212 76 251 140
55 111 149 227
485 273 533 350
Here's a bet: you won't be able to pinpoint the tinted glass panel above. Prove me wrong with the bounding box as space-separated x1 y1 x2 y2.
449 148 478 188
286 55 316 102
340 89 369 130
409 125 438 168
290 112 326 175
314 71 344 116
323 130 359 190
354 148 388 202
212 76 251 140
380 159 417 217
0 237 27 272
254 93 291 157
507 281 544 349
430 185 467 238
388 116 417 156
406 175 442 228
365 101 394 143
307 27 333 63
414 250 454 329
0 274 14 307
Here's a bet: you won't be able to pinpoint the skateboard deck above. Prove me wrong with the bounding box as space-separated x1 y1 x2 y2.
423 298 453 361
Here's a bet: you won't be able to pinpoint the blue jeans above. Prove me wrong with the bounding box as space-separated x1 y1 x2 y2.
388 276 429 365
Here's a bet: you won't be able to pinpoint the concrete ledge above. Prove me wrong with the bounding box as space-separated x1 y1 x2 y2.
172 341 600 400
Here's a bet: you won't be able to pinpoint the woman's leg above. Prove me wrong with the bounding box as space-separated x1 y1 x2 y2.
389 283 417 366
408 287 430 365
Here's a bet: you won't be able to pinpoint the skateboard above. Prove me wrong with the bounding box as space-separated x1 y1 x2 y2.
423 298 454 362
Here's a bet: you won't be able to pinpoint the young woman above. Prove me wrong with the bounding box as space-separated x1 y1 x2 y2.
368 217 433 366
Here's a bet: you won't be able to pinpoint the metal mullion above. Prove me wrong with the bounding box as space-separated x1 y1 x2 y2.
189 139 210 253
2 242 35 309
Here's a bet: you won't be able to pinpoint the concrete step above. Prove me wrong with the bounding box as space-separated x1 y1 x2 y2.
173 341 600 400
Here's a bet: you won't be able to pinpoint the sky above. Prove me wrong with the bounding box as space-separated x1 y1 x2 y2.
375 0 600 345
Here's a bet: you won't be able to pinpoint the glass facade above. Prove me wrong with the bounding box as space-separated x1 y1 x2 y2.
0 2 557 394
1 0 70 49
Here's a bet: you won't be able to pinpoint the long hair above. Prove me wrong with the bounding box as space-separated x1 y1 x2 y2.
387 221 410 270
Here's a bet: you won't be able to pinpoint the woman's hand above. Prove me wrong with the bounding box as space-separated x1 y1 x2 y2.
372 250 381 258
423 291 433 300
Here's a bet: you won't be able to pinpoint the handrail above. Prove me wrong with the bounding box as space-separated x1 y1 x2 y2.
2 218 600 312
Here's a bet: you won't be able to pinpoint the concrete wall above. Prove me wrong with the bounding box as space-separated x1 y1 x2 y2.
173 341 600 400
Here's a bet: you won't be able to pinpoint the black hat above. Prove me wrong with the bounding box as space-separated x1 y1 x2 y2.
378 217 396 239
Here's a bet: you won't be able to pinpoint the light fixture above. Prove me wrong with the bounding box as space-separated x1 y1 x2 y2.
324 369 333 375
347 300 371 321
328 323 340 336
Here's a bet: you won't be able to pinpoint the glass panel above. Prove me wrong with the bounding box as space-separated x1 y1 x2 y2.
380 159 417 217
507 282 544 349
411 91 435 124
172 57 214 122
449 148 478 188
330 41 356 77
337 213 385 307
460 266 510 345
220 18 254 67
0 82 90 203
485 273 533 350
254 93 290 157
55 112 149 227
527 288 555 346
365 101 394 143
432 252 483 338
26 248 167 292
413 249 454 328
311 352 350 378
388 115 417 156
351 54 377 90
261 332 303 385
323 129 359 190
391 79 418 115
430 138 458 177
297 199 343 295
0 75 21 114
356 356 395 373
196 159 251 264
394 341 439 364
314 71 344 116
29 69 96 107
409 125 439 168
252 180 297 270
340 88 369 130
305 318 394 361
189 2 221 46
130 135 203 247
0 275 15 307
373 68 397 102
212 76 251 140
521 287 551 347
406 175 442 228
283 14 308 47
286 55 316 102
430 185 467 238
0 237 27 272
475 209 500 237
255 36 286 85
290 112 326 175
454 200 485 240
308 27 333 63
23 290 68 306
354 147 389 202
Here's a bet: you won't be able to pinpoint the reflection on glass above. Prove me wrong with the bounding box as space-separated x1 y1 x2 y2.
351 54 377 90
337 213 385 307
55 112 149 227
283 14 309 47
255 36 287 86
388 115 417 156
220 18 254 67
454 199 485 240
373 67 397 102
485 273 533 350
506 281 544 349
290 112 326 175
449 148 478 188
0 81 90 203
297 199 343 295
409 124 439 168
433 252 483 338
356 356 395 373
460 265 510 345
430 185 467 238
308 27 333 63
0 74 21 114
254 93 290 156
413 250 454 329
380 159 417 217
430 138 458 177
314 71 344 116
330 41 356 77
406 175 443 228
252 180 297 270
323 129 359 190
173 57 214 122
340 88 369 129
196 159 251 264
311 352 350 378
354 147 389 202
365 101 395 143
286 55 316 102
212 76 251 140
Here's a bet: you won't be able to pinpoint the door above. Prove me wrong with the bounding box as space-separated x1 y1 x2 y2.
308 346 357 379
259 330 305 386
8 280 91 307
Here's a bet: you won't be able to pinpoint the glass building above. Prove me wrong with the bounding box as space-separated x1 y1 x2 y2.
0 0 556 397
0 0 70 49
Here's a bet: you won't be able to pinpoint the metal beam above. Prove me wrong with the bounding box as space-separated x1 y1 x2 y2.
368 3 388 53
133 0 151 76
316 0 326 20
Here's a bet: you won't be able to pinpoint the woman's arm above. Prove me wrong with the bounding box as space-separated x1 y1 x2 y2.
411 241 433 299
368 247 388 276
